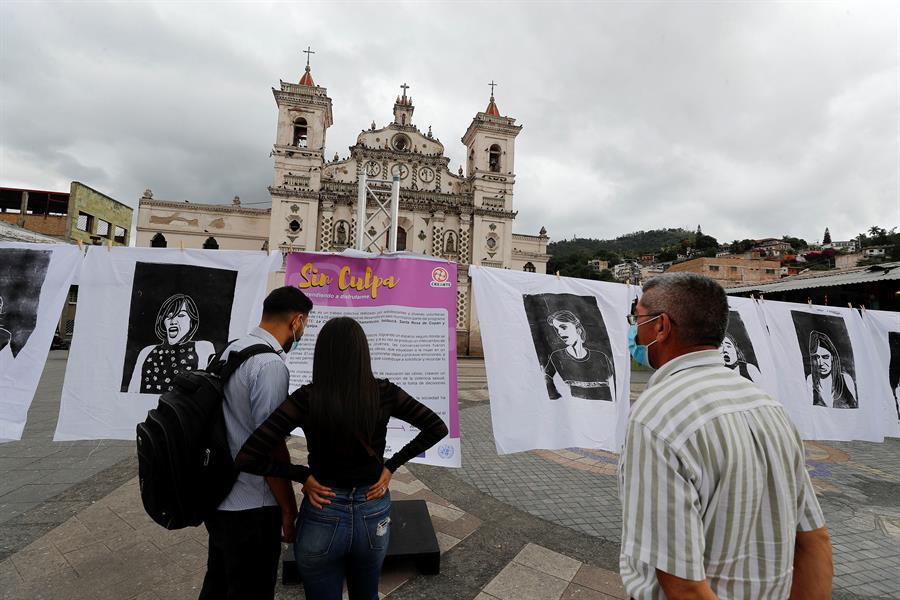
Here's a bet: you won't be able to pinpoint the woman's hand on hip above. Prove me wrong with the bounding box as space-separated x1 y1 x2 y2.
367 466 393 501
302 475 335 509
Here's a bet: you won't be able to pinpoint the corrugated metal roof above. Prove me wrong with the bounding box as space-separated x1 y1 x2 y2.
727 262 900 294
0 221 67 244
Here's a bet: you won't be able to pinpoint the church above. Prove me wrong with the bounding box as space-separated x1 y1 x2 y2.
136 57 550 354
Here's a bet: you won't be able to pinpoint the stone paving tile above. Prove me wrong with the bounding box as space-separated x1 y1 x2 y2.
2 357 896 599
0 433 484 599
0 351 134 534
455 400 900 597
571 565 626 598
482 561 570 600
513 542 581 581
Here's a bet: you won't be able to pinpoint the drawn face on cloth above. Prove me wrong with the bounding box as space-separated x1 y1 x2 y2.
163 301 193 345
812 345 833 377
721 336 738 367
551 318 583 347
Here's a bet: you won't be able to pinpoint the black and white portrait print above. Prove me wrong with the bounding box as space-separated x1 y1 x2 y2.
791 311 858 409
523 293 616 402
0 249 51 358
888 332 900 420
120 262 238 394
721 311 762 385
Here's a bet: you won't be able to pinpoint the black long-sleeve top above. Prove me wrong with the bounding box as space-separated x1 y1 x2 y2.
234 379 449 488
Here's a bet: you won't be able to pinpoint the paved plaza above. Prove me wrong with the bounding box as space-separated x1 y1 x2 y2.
1 354 898 599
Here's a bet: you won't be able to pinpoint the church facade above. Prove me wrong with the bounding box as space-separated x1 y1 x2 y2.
268 63 549 354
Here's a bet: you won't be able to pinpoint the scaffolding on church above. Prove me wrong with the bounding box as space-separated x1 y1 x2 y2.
356 172 401 253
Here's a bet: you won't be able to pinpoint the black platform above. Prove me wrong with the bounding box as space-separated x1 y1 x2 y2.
282 499 441 585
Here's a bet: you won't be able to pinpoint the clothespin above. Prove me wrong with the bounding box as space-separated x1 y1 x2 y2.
76 239 84 252
760 293 765 303
807 298 812 305
847 302 852 309
555 270 560 280
179 240 184 252
859 304 866 313
106 239 113 252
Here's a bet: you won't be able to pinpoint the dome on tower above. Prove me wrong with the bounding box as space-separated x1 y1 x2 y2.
299 65 315 87
485 95 500 116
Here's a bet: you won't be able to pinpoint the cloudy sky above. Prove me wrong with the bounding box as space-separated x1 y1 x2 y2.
1 1 897 244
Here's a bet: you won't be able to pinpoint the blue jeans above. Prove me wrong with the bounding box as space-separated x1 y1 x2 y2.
294 487 391 600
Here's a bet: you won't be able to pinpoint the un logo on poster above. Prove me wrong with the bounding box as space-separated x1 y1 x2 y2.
438 443 454 459
430 267 451 288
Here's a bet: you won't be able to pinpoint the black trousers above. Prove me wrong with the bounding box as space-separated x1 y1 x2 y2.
198 506 282 600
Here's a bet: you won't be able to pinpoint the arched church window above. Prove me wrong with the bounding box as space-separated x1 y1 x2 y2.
293 117 308 148
523 262 536 273
396 227 407 251
203 236 219 250
289 219 302 233
150 232 167 248
489 144 502 173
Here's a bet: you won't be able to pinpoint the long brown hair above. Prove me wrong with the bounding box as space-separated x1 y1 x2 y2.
308 317 380 444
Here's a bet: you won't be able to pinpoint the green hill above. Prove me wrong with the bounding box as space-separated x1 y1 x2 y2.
549 228 695 258
546 228 696 280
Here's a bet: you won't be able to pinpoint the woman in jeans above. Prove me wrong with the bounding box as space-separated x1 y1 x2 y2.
234 317 448 599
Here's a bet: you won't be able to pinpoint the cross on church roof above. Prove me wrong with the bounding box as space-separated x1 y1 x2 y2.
303 46 315 67
400 83 410 98
489 80 498 96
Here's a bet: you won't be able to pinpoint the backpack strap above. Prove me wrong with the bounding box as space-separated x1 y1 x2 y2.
212 343 280 382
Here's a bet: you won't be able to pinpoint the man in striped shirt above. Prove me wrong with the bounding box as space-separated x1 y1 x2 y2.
620 273 832 599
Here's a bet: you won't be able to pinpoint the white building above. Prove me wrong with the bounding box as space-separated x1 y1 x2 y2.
830 240 858 252
136 60 550 355
613 261 641 285
135 192 269 251
864 247 888 258
266 62 549 354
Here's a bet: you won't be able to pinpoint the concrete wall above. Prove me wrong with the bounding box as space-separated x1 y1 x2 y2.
667 257 782 285
511 233 550 274
136 199 269 250
835 253 863 270
68 182 133 246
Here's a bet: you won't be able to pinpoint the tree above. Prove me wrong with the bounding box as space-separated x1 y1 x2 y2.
597 269 617 282
822 227 831 245
782 235 808 251
731 239 757 254
657 247 678 262
868 226 888 244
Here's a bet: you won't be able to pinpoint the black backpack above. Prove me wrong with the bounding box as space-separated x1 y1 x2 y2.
136 343 277 530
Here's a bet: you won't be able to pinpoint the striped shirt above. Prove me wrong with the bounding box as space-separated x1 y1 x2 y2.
619 350 825 599
218 327 289 512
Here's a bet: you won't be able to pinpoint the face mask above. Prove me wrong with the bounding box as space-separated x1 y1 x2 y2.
283 318 303 355
628 315 660 368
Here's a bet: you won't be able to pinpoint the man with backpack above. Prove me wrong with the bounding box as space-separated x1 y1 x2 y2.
198 286 316 600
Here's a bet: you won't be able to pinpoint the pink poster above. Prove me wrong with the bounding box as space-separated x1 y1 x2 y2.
285 251 460 467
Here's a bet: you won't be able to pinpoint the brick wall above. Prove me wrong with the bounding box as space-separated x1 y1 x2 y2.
0 213 68 236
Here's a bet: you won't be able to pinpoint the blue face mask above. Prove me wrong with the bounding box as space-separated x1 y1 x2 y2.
628 315 660 368
287 317 304 354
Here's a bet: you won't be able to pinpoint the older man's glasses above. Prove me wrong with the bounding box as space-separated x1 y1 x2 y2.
626 312 674 326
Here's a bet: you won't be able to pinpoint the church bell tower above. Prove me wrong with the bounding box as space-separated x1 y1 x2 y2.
268 47 333 260
462 83 522 267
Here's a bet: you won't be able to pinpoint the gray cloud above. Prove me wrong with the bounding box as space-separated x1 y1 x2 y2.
1 1 897 243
